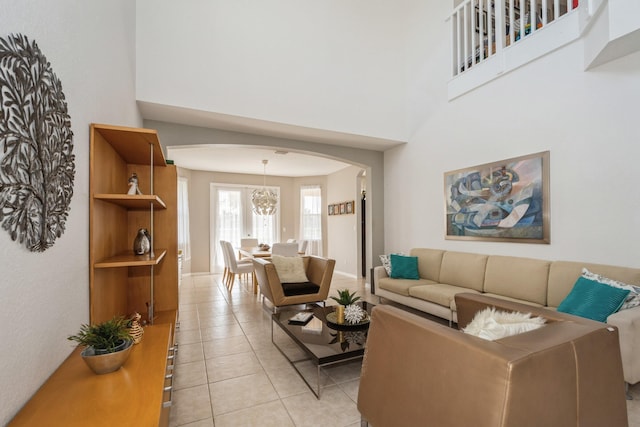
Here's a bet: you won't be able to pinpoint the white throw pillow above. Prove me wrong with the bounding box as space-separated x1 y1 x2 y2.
379 252 404 275
582 268 640 311
462 307 546 341
271 255 309 283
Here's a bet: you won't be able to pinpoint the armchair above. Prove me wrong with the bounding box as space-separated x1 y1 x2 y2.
358 294 628 427
252 255 335 310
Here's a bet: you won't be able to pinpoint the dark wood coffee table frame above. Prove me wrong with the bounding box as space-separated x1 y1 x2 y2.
271 302 374 398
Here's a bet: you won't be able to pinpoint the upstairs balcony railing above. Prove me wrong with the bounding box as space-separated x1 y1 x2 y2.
451 0 579 76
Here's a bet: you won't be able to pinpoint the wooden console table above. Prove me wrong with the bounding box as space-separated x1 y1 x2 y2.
9 324 173 426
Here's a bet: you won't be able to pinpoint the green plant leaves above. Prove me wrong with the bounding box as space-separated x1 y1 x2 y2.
329 289 360 306
68 317 132 353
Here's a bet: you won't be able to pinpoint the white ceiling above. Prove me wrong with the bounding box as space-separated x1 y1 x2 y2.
167 145 352 177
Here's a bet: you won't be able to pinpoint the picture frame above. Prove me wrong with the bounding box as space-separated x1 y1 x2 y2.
444 151 550 243
340 203 346 215
328 204 334 216
346 201 354 214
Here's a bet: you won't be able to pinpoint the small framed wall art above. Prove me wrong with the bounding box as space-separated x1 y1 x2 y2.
328 200 355 216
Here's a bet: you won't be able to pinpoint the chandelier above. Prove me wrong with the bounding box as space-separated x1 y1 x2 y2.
252 159 278 216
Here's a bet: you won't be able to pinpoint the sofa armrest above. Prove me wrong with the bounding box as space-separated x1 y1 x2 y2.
608 307 640 384
253 258 285 303
372 265 388 290
305 255 335 300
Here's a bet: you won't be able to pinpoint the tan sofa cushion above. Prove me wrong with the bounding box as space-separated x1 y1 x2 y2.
438 251 488 292
378 277 435 296
409 284 480 309
484 256 550 305
409 248 444 281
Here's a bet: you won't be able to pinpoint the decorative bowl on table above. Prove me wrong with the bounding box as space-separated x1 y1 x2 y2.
258 243 270 250
326 307 370 331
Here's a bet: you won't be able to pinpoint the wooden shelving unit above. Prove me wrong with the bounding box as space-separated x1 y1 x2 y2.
90 123 178 328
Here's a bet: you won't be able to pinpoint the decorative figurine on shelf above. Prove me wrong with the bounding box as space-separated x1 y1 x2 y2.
133 228 151 255
127 312 144 344
127 172 143 195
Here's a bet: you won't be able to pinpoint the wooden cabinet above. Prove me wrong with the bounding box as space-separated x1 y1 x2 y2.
89 123 178 327
9 324 174 426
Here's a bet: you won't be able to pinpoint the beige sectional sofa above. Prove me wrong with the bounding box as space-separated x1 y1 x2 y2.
373 248 640 385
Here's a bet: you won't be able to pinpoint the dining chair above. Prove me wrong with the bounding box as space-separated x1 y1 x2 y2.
223 240 254 291
298 240 308 255
239 238 259 260
271 242 299 257
220 240 230 284
240 238 259 247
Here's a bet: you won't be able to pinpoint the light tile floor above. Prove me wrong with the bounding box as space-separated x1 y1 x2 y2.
170 272 640 427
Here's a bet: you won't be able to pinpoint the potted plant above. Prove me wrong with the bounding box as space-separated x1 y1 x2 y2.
67 316 134 374
330 289 367 325
330 289 360 306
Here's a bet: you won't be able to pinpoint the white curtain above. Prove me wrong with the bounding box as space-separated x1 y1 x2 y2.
215 188 243 269
177 177 191 260
300 185 322 256
211 185 280 270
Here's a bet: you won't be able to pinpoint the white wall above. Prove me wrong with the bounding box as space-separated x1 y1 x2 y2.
136 0 408 141
384 2 640 267
0 1 140 423
327 165 363 276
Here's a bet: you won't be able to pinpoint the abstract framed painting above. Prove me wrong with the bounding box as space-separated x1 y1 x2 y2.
444 151 550 243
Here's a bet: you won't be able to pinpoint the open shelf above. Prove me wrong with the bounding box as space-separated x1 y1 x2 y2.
92 124 167 166
94 194 167 209
90 123 177 330
94 249 167 268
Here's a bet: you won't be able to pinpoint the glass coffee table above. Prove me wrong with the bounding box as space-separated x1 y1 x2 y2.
271 301 375 398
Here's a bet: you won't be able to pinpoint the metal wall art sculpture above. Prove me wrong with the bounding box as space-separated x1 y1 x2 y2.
0 33 75 252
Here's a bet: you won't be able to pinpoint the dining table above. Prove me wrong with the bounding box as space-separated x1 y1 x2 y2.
238 246 272 259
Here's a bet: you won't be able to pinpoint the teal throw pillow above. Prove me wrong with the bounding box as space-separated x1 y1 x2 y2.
389 254 420 280
557 276 630 322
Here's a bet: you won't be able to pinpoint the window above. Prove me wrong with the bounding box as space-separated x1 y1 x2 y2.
210 184 280 271
177 177 191 260
300 185 322 256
